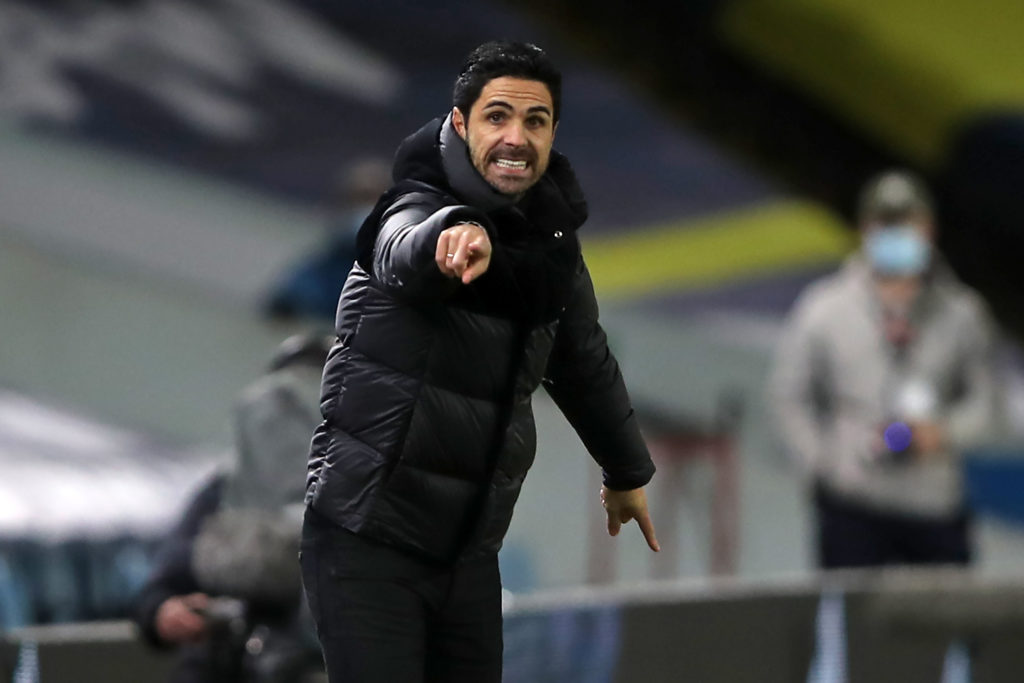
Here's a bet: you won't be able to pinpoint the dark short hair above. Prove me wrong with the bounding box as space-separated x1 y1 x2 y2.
858 169 934 225
452 41 562 122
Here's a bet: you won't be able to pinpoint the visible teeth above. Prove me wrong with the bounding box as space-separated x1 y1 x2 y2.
495 159 527 170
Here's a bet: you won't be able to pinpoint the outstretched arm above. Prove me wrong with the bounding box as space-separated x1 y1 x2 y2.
543 255 658 551
372 193 492 296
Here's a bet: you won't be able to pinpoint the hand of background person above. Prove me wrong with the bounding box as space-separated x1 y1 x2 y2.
601 485 660 552
910 420 947 458
436 222 492 284
154 593 210 644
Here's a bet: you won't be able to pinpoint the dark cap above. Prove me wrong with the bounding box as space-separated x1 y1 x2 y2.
857 169 934 225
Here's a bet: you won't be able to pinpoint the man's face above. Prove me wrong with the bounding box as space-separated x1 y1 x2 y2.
452 76 557 196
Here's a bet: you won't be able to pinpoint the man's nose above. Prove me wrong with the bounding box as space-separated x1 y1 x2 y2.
503 120 527 147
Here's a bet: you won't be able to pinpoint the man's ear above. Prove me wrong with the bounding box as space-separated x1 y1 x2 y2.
452 107 468 140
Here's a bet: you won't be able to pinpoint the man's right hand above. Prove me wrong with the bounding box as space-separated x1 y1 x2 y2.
436 222 492 284
601 485 660 552
154 593 210 644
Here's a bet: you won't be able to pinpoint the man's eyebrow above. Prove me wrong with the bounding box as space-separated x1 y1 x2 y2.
482 100 552 117
482 100 514 111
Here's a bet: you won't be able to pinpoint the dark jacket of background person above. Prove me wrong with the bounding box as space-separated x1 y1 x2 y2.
136 475 225 651
135 345 328 683
264 159 392 321
305 114 655 563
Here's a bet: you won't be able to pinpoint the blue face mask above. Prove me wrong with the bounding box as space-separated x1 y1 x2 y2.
864 226 931 276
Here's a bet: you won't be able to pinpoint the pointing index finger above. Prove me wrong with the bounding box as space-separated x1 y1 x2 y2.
637 511 660 552
451 231 472 275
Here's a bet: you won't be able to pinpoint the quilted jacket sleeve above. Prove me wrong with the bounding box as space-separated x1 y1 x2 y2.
542 255 655 490
371 191 492 298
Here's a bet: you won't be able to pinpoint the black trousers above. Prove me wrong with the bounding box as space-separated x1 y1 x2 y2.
300 508 502 683
814 484 972 569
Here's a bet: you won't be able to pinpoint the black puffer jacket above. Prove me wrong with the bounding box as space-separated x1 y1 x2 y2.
306 115 654 562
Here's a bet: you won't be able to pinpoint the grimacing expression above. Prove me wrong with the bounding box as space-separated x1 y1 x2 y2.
453 76 557 196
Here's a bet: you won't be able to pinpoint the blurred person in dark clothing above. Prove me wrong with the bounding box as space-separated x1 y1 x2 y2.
301 41 658 683
266 159 392 321
770 170 1004 569
135 333 332 683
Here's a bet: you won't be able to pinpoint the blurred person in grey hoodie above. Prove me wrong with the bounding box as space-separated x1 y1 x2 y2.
135 332 332 683
769 170 1004 569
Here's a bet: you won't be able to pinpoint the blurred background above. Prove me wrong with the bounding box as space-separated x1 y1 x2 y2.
2 0 1024 681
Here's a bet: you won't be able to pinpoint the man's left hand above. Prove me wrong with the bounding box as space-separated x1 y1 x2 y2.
601 485 659 552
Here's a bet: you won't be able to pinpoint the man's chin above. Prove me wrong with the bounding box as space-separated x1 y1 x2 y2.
485 174 536 196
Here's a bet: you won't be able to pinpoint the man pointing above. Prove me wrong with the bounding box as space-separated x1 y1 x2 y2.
301 40 658 683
